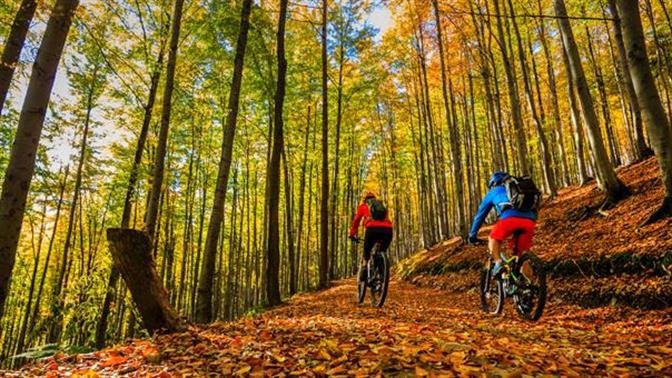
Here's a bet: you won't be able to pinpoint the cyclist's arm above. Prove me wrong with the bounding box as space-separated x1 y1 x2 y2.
469 191 494 239
349 203 367 237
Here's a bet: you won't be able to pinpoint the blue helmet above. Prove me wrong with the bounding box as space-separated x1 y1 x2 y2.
488 172 509 189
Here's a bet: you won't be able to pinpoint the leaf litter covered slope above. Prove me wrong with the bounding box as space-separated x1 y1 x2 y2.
13 279 672 376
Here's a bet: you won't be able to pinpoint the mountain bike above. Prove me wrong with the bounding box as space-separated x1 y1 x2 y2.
478 230 547 321
352 238 390 308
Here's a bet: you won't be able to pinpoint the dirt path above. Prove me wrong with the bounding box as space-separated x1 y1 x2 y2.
15 279 672 376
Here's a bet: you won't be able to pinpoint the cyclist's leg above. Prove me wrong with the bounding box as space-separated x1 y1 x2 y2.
363 227 376 263
515 219 537 278
489 220 510 263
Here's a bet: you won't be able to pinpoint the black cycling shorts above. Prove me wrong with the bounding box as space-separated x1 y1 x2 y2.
363 227 393 261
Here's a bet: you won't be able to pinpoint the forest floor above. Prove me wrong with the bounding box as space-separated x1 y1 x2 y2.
10 278 672 377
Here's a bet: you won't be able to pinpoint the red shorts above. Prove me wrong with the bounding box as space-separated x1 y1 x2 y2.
490 217 536 254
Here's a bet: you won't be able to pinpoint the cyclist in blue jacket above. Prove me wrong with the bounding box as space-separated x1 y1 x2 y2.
468 172 537 276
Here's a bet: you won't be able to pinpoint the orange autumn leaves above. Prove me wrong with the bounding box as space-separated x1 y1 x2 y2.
14 279 672 376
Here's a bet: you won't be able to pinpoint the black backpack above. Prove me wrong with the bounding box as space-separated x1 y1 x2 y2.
503 176 541 212
367 198 388 221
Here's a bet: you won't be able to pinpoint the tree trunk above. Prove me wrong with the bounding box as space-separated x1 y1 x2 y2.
554 0 628 203
107 228 182 333
432 0 465 237
144 0 184 237
195 0 252 323
294 106 310 294
329 40 344 280
283 148 296 295
265 0 288 307
616 0 672 222
607 0 652 161
319 0 329 289
0 0 38 114
0 0 79 319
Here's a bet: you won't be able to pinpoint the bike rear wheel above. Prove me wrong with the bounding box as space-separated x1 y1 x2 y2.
480 259 504 315
512 252 546 321
369 251 389 308
356 264 366 304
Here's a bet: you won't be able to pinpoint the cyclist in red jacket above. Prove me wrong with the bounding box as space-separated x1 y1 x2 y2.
349 192 393 264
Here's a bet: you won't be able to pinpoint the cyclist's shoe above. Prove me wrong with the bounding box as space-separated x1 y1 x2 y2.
491 261 504 278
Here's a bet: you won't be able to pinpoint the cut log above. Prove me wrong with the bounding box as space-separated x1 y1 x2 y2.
107 228 183 334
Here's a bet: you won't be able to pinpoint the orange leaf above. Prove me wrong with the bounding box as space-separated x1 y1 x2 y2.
100 355 128 367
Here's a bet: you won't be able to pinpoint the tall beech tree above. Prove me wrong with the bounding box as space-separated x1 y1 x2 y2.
265 0 289 307
195 0 253 324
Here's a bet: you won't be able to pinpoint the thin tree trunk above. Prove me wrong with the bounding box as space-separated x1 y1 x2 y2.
329 41 345 280
0 0 38 114
195 0 252 323
144 0 184 237
319 0 329 289
283 148 296 295
294 106 310 294
432 0 465 237
265 0 288 306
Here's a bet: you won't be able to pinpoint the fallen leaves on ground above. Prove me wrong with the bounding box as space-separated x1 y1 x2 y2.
10 279 672 377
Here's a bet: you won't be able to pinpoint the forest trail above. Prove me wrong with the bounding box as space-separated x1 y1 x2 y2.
14 278 672 377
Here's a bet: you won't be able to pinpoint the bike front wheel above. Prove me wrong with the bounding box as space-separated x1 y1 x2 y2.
512 252 547 321
480 259 504 315
369 252 389 308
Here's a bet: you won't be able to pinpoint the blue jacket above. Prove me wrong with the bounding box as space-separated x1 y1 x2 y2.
468 185 537 239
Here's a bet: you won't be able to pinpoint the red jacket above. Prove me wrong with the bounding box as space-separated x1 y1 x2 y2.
349 202 393 237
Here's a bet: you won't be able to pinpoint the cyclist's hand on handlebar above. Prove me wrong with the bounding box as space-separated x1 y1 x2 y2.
349 235 359 243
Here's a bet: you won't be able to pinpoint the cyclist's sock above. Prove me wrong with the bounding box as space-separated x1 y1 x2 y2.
492 261 503 277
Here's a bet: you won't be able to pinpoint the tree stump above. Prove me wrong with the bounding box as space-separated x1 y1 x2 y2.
107 228 183 334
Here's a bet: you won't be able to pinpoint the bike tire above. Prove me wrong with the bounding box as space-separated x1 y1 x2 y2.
513 252 547 321
480 259 504 315
356 264 366 304
370 252 390 308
